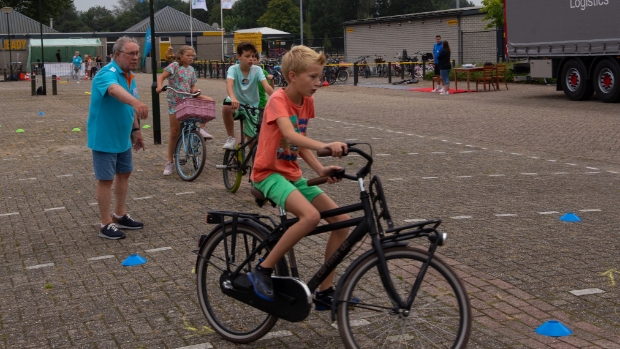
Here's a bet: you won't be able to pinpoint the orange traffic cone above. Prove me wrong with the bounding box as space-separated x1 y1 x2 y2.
25 74 30 81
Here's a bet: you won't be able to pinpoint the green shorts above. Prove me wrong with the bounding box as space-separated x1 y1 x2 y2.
253 173 324 210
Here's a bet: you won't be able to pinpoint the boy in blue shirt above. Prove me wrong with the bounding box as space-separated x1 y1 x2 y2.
222 42 274 149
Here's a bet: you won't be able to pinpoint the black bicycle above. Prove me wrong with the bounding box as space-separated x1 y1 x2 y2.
195 143 472 348
216 104 262 193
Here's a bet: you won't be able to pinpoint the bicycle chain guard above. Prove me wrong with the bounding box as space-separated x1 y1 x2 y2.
220 273 312 322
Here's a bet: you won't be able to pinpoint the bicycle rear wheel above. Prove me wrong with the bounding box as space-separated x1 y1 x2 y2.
337 70 349 83
337 247 471 349
223 147 244 192
174 130 206 181
196 223 288 343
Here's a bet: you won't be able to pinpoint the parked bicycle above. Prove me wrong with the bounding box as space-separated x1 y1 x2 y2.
374 55 387 77
195 143 472 348
355 56 371 79
216 104 263 193
162 86 216 181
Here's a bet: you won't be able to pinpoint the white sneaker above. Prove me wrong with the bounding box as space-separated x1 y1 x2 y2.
440 90 450 95
223 137 237 150
431 87 440 92
163 162 174 176
199 128 213 140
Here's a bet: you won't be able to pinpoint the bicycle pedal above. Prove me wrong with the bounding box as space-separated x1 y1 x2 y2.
179 160 187 165
215 165 228 169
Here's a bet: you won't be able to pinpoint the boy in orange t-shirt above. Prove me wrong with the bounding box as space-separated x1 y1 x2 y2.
249 46 349 307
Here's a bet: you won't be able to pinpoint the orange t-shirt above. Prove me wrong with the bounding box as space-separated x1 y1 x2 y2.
251 88 315 183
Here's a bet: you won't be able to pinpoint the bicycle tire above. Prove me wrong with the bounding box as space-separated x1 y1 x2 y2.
223 147 244 192
337 70 349 83
337 247 471 349
174 130 206 181
273 73 282 87
327 73 337 85
196 223 288 343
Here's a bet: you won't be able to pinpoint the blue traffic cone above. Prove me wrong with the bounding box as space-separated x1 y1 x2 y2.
559 212 581 222
535 320 572 337
121 254 147 267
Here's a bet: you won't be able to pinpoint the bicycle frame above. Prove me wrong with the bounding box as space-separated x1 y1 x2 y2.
204 146 447 319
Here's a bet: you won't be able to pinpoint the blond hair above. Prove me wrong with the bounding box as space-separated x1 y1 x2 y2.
175 45 195 64
281 45 326 82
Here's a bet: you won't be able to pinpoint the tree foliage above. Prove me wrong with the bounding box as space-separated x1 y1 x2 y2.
0 0 483 39
0 0 73 22
257 0 300 35
480 0 503 29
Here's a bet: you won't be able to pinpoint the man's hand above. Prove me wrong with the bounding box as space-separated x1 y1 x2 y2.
132 131 146 151
132 101 149 120
325 142 348 158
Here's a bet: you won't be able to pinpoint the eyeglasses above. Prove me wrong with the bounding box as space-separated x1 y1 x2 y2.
119 51 141 58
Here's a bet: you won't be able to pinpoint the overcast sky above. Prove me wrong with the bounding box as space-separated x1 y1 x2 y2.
75 0 483 13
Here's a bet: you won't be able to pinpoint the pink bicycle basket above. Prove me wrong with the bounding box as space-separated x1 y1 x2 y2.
175 98 217 122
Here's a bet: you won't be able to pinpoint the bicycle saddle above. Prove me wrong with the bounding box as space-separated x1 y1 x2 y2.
251 187 276 208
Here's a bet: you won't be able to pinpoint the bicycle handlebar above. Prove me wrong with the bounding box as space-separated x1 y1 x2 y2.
162 85 201 98
310 143 373 184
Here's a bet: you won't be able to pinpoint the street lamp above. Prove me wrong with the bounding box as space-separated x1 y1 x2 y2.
1 7 13 81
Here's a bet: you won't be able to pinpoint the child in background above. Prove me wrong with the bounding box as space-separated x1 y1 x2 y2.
254 53 274 110
221 42 274 150
156 45 214 176
248 46 350 308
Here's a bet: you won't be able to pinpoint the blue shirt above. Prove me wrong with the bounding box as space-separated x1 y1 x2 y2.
87 60 138 153
227 65 266 107
433 42 443 64
72 55 82 69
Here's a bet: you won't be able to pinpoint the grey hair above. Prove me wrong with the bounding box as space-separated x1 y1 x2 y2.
112 36 139 58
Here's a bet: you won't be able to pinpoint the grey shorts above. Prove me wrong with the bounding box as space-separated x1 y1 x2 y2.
92 148 133 180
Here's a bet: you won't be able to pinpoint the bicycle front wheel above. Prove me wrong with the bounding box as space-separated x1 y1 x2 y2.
223 147 244 192
337 247 471 349
337 70 349 83
197 223 287 343
174 130 206 181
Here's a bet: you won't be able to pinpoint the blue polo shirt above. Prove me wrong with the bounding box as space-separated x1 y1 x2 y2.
87 60 138 153
433 42 443 64
72 55 82 68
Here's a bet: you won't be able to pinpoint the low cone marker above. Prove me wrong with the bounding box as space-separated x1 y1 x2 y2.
72 128 81 132
535 320 572 337
38 112 45 116
559 212 581 222
121 254 147 267
16 129 24 133
142 125 151 129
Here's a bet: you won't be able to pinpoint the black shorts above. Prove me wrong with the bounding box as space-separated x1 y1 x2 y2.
434 66 440 75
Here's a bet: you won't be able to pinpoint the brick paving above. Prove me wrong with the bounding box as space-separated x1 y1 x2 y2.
1 74 620 348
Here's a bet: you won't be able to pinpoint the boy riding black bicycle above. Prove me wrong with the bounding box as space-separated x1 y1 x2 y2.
248 45 349 305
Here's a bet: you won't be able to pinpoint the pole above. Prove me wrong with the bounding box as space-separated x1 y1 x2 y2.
299 0 303 45
221 4 224 61
39 0 46 94
149 0 161 144
190 1 193 50
6 13 13 81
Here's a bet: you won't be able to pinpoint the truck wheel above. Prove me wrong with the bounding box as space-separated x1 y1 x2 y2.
593 59 620 103
561 59 594 101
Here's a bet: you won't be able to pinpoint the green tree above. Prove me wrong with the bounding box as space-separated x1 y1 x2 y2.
257 0 300 35
80 6 115 32
0 0 73 22
480 0 503 29
230 0 270 29
54 3 90 32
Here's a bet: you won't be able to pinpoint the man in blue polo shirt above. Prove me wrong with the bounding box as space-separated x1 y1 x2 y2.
432 35 444 93
87 36 149 240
